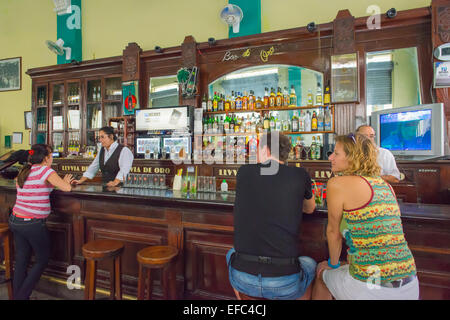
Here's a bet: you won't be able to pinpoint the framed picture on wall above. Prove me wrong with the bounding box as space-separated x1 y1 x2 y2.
331 53 359 103
24 111 32 130
0 57 22 92
13 132 23 144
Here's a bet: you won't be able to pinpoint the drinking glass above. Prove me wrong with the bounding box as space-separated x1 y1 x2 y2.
159 174 166 189
153 174 160 189
303 146 311 160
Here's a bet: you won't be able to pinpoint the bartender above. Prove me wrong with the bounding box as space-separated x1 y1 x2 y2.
73 126 134 187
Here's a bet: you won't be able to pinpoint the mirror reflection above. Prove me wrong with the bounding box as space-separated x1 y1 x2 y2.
208 65 323 107
366 47 421 119
149 75 179 108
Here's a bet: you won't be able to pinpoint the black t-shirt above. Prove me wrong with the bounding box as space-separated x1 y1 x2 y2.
231 160 313 277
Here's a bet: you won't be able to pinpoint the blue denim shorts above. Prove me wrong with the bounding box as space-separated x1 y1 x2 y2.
226 248 316 300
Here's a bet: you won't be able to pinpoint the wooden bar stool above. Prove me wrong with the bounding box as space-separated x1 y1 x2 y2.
0 223 13 300
137 245 178 300
82 239 124 300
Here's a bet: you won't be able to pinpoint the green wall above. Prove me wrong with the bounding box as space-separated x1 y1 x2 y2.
0 0 431 154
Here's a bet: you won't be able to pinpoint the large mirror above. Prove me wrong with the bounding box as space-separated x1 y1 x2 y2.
208 65 323 107
149 75 179 108
366 47 421 119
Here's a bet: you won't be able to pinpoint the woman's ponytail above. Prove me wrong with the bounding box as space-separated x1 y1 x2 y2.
16 144 52 188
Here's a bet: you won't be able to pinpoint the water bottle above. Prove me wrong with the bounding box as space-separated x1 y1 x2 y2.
221 179 228 192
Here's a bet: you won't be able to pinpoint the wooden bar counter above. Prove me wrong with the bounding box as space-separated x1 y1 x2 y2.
0 178 448 300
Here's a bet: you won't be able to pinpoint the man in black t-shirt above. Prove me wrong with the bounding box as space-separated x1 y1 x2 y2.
226 132 317 300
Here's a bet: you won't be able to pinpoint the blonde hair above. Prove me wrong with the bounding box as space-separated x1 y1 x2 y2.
335 133 381 177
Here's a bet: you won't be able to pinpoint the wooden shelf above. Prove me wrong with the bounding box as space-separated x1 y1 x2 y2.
202 130 334 136
204 105 332 115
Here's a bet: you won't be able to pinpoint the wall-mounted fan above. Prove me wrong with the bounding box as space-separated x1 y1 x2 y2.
45 39 72 60
220 4 244 33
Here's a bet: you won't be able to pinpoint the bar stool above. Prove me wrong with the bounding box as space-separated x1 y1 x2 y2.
0 223 13 300
137 245 178 300
82 239 124 300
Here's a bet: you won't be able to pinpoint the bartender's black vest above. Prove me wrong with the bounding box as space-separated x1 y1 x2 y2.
99 144 124 184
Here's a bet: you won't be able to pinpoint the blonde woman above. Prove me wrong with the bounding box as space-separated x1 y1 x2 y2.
312 133 419 300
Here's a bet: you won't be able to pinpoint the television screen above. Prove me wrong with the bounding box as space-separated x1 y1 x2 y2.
379 109 432 151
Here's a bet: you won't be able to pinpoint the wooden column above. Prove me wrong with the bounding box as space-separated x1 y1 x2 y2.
431 0 450 143
180 36 199 108
332 10 357 134
122 43 144 107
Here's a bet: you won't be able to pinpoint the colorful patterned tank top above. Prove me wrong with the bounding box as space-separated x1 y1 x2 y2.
340 176 417 283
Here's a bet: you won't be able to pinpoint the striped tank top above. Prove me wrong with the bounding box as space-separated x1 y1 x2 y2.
13 165 55 219
340 176 417 283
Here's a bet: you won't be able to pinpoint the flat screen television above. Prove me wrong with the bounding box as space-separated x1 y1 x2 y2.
371 103 448 159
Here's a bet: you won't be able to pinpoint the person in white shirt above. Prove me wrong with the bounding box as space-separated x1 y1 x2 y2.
72 126 134 187
356 125 401 184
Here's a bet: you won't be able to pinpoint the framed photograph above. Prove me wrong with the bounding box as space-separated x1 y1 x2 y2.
12 132 23 144
331 53 359 103
24 111 32 130
0 57 22 92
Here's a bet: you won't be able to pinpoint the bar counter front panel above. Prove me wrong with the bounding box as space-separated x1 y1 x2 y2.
0 178 449 300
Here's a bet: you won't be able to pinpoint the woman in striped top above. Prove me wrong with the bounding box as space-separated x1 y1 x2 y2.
312 133 419 300
9 144 73 300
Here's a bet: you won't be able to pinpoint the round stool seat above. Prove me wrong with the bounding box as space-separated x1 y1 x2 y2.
137 246 178 266
82 239 124 260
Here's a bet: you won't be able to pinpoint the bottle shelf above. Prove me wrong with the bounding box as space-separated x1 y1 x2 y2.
204 105 332 115
201 130 333 136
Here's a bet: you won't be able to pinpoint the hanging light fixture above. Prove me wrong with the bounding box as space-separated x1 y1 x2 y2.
53 0 72 15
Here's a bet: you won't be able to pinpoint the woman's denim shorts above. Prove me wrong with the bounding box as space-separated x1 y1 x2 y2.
226 248 316 300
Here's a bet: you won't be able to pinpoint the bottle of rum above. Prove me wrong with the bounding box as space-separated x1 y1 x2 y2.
311 136 317 160
269 114 275 131
298 111 305 132
276 87 283 107
225 94 230 111
324 80 331 105
230 91 236 110
202 95 207 111
316 136 322 160
224 115 230 133
255 96 263 109
219 94 225 111
235 92 242 110
283 87 289 107
275 116 282 131
324 106 332 131
242 91 248 110
229 115 235 132
289 85 297 107
311 111 318 131
318 108 324 131
305 111 312 132
263 112 270 131
248 90 255 110
269 88 276 108
263 87 269 109
213 92 218 112
291 111 299 132
307 89 313 106
207 95 213 112
315 83 323 105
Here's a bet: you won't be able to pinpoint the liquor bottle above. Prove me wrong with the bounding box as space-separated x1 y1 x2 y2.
255 96 263 109
269 114 275 131
235 92 242 110
307 89 313 106
311 111 318 131
318 108 324 131
256 116 264 133
324 106 332 131
242 91 248 110
269 88 276 108
311 137 317 160
291 111 299 132
282 119 290 132
298 111 305 132
275 116 282 131
295 137 303 160
225 94 231 111
203 116 208 133
248 90 255 110
240 117 246 133
305 111 312 132
250 115 256 133
207 95 213 112
207 116 213 132
283 87 289 107
316 83 323 106
224 114 230 133
263 112 270 131
230 91 236 110
213 116 219 134
234 116 241 133
230 115 235 132
202 95 207 111
213 92 218 112
289 85 297 107
316 136 322 160
263 87 269 109
324 80 331 105
276 87 283 107
219 94 225 111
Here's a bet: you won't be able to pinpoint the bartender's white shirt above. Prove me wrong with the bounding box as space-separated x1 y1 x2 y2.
378 147 401 180
83 141 134 181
